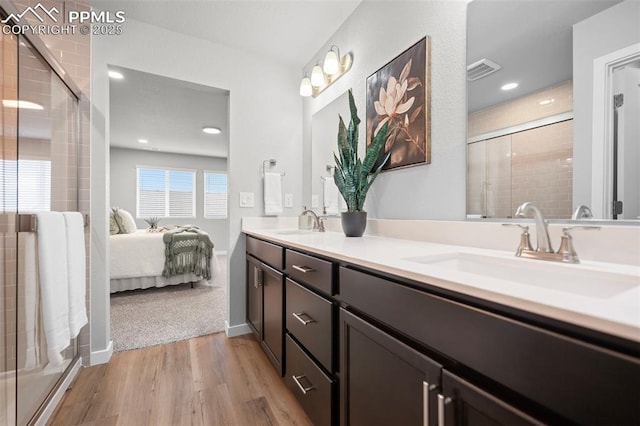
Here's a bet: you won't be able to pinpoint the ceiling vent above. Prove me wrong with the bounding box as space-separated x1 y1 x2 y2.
467 58 501 81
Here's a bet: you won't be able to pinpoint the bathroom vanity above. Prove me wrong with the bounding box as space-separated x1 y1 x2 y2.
244 229 640 425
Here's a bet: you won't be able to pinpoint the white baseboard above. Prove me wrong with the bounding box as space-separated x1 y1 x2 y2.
34 357 81 426
225 321 252 337
90 340 113 365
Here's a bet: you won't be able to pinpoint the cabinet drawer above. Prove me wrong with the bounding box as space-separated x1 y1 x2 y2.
285 335 334 426
286 249 333 295
286 279 333 372
246 235 283 270
339 267 640 425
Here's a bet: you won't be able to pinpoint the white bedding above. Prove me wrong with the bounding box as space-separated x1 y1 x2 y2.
110 230 219 291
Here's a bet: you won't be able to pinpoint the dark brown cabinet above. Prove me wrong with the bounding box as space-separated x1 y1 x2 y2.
246 236 284 375
340 308 442 426
440 371 542 426
245 234 640 425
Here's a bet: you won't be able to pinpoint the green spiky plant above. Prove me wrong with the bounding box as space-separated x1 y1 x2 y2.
144 216 160 229
334 90 390 212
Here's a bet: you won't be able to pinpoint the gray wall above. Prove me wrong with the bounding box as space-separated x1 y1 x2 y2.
92 16 303 360
573 0 640 210
303 1 468 220
110 148 229 251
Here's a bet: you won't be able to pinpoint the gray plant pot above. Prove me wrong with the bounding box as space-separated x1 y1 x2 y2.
341 211 367 237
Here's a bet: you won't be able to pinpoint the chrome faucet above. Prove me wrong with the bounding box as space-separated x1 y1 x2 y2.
300 209 325 232
514 202 553 253
505 202 600 263
571 205 593 220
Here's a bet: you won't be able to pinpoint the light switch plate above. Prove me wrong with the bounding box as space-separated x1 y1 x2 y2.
239 192 254 208
284 193 293 208
311 195 319 208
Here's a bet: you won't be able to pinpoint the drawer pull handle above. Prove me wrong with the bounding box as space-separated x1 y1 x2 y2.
292 264 315 273
292 312 315 325
292 374 316 394
437 394 452 426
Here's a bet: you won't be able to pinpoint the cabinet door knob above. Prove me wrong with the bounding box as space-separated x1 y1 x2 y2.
292 264 315 273
292 374 316 394
292 312 315 325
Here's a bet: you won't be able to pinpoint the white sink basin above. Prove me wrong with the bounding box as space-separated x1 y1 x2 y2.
403 253 639 299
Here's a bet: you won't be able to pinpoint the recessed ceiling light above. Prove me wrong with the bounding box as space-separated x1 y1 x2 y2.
138 139 148 144
539 98 555 105
501 82 518 91
108 70 124 79
2 99 44 110
202 126 221 134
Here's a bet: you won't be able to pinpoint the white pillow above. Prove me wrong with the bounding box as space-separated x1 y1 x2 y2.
117 209 137 233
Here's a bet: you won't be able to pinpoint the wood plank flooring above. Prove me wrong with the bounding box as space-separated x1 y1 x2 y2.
47 333 313 426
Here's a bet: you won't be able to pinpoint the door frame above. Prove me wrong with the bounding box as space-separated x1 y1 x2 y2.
591 42 640 218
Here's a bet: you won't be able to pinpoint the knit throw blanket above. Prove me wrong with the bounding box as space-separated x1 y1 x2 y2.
162 226 214 280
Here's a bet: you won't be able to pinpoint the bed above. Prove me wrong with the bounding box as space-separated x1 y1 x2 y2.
110 229 219 293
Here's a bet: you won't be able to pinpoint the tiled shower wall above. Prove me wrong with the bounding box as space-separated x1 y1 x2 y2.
467 81 573 219
6 0 91 365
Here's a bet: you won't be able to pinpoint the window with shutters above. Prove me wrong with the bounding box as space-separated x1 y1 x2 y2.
204 171 227 219
136 167 195 218
0 159 51 212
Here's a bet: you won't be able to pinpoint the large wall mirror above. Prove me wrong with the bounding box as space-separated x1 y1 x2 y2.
467 0 639 221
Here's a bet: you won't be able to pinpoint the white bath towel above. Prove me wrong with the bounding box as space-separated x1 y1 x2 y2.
23 232 40 370
323 177 340 215
36 211 70 366
264 172 283 215
64 212 87 338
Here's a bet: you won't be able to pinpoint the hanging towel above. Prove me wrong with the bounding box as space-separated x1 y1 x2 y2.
23 232 40 371
323 177 340 215
36 211 70 366
64 212 87 338
264 172 283 216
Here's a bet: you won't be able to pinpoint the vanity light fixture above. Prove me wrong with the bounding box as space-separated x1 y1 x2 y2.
138 139 148 144
300 45 353 98
2 99 44 110
202 126 221 135
311 62 326 87
501 82 518 91
299 75 313 97
108 70 124 79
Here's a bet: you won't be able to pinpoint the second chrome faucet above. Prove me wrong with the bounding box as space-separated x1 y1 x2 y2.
504 202 599 263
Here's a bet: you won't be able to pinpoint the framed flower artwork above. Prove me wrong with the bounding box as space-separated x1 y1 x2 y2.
366 37 431 170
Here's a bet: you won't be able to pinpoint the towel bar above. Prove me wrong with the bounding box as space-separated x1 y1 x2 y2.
17 213 90 233
262 159 285 176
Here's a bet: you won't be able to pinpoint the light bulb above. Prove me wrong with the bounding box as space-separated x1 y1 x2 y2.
323 49 340 75
299 77 312 97
311 64 326 87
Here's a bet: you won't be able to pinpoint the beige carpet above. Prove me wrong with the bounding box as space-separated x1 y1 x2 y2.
110 256 227 352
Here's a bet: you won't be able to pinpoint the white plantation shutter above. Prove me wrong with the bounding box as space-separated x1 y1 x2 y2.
0 159 51 212
137 167 195 218
204 172 227 218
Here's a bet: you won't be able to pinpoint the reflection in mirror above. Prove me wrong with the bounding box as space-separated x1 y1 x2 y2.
311 91 349 214
466 0 639 221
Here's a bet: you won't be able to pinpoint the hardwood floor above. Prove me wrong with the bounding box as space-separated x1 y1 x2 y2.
48 333 313 426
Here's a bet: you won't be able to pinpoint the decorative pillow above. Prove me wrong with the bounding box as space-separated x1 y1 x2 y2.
109 213 119 235
110 207 125 234
117 209 137 234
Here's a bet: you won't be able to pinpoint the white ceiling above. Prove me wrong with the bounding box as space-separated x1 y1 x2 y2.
109 66 230 157
467 0 622 113
99 0 361 157
94 0 361 67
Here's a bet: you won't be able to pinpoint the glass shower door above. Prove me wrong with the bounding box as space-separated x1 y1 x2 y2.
1 26 19 426
15 38 79 425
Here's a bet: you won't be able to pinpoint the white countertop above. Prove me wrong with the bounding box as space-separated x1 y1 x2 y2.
244 228 640 343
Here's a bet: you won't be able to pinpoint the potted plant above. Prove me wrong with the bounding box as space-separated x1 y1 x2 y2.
334 89 389 237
